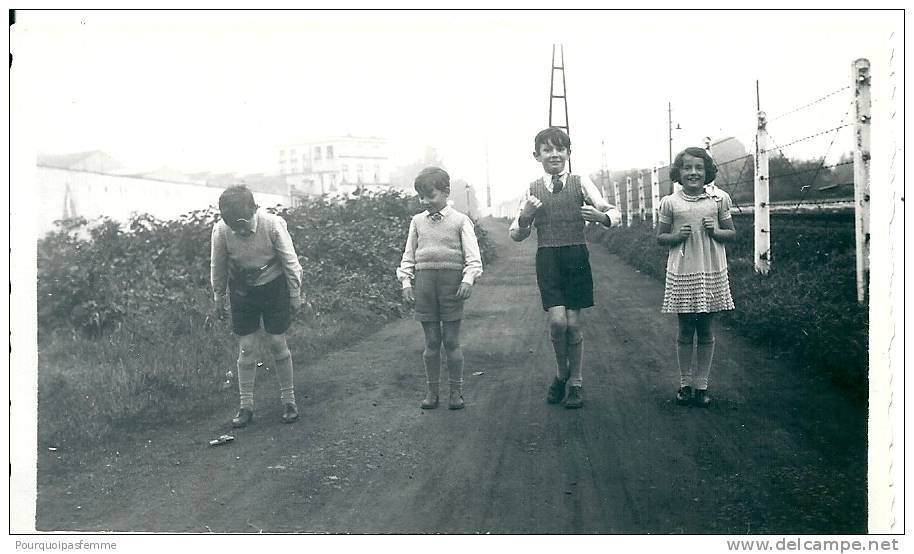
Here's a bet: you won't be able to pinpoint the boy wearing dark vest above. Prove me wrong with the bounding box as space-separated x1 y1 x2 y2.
509 127 622 408
397 167 483 410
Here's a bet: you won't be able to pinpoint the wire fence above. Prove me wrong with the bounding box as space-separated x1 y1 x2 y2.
551 69 861 222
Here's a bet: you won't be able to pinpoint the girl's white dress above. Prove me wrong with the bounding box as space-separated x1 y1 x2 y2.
658 187 735 313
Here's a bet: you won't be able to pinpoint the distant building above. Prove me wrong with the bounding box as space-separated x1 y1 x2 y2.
35 151 289 235
279 136 390 203
37 150 125 174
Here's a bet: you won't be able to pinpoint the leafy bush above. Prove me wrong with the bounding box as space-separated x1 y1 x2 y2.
37 190 497 448
587 213 867 394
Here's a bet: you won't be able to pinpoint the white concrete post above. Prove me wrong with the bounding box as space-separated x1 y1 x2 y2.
637 173 646 222
754 111 771 274
853 58 871 304
704 136 716 190
625 176 633 227
613 180 621 212
651 164 661 228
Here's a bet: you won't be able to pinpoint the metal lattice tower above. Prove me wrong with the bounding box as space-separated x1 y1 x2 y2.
549 44 570 171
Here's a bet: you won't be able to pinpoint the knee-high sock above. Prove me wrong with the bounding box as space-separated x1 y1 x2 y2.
694 339 715 390
423 348 441 394
446 347 464 395
274 349 295 405
567 332 584 387
552 337 570 381
676 339 694 388
237 359 257 409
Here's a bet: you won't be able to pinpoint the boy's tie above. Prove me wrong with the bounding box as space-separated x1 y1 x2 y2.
551 174 563 193
428 211 443 222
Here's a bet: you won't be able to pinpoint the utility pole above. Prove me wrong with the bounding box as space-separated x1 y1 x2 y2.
669 101 682 193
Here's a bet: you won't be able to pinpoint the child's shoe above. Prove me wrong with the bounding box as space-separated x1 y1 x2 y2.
281 402 299 423
693 389 711 408
232 407 254 428
546 376 568 404
420 392 439 409
675 386 693 406
448 390 465 410
563 385 583 409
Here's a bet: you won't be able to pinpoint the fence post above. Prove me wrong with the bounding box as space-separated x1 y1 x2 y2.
704 136 716 189
754 110 771 274
625 176 633 227
637 172 646 221
853 58 871 304
651 164 660 228
613 180 621 212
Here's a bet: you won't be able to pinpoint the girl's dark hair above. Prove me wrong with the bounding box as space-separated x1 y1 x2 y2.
670 147 718 185
218 185 257 221
534 127 571 153
414 167 450 195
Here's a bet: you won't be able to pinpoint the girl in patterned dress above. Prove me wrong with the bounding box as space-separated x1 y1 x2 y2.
656 147 736 407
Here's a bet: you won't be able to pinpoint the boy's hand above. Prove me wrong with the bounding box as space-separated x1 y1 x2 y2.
701 217 716 236
580 205 608 223
402 287 415 304
520 193 542 219
678 224 692 243
290 294 303 312
455 283 473 300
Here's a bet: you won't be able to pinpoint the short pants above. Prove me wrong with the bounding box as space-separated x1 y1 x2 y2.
535 244 594 311
414 269 465 322
230 275 291 336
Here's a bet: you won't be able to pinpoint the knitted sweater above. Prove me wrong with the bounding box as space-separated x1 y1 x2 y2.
413 209 468 270
396 206 484 287
530 175 586 247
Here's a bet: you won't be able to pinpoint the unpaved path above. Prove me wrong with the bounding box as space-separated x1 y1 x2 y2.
36 218 866 533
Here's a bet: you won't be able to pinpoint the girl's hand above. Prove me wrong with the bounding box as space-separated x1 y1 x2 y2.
402 287 415 304
678 224 692 243
455 283 473 300
702 217 716 236
290 295 303 312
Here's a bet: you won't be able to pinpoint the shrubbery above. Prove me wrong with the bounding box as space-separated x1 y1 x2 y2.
587 213 867 395
37 190 496 449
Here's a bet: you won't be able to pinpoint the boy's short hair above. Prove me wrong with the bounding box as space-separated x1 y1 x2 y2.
414 167 450 195
670 147 718 185
534 127 572 153
218 185 258 222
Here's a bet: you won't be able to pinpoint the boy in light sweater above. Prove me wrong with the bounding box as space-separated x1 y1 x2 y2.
211 185 304 427
397 167 483 410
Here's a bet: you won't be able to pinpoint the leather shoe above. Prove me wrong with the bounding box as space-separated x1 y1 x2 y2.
563 385 583 409
448 391 465 410
281 402 299 423
232 407 253 428
420 392 439 409
693 389 711 408
546 377 568 404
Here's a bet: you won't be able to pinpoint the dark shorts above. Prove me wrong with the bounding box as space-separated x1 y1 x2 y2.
414 269 465 322
230 276 291 336
535 244 594 311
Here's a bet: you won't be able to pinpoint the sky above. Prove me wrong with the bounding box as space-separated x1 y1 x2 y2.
11 9 902 205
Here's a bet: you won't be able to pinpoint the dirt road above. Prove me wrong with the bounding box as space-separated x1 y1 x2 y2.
36 218 866 533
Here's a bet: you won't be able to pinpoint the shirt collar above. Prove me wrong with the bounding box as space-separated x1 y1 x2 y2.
427 205 451 217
